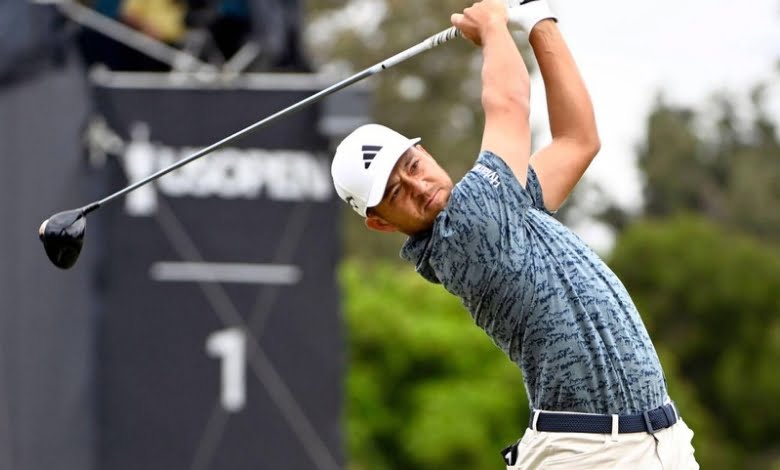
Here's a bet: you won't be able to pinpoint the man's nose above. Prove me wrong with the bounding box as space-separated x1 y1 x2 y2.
401 174 428 198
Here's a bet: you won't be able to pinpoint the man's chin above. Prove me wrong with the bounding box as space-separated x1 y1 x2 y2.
401 215 438 237
429 189 451 214
440 187 452 206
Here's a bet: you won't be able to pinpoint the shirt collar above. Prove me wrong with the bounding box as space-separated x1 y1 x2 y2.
400 229 441 284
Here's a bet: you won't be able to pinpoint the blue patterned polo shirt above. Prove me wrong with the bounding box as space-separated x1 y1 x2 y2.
400 151 667 414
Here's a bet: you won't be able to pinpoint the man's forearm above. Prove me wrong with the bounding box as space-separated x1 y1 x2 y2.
524 19 599 211
530 20 599 148
481 24 531 113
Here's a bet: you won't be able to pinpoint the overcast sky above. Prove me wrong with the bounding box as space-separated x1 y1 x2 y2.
531 0 780 206
525 0 780 249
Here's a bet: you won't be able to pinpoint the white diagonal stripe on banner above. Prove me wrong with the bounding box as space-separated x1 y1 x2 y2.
189 402 229 470
149 262 302 285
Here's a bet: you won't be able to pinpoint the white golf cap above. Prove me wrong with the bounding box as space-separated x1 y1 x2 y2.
331 124 420 217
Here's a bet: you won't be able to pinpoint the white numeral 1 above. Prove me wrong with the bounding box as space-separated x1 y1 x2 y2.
206 328 246 412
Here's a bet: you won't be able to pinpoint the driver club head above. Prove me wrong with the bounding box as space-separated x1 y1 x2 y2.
38 209 87 269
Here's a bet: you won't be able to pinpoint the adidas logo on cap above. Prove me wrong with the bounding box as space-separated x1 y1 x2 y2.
362 145 382 169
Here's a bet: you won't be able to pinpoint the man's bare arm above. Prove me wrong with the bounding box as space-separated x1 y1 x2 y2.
452 0 532 187
528 20 601 211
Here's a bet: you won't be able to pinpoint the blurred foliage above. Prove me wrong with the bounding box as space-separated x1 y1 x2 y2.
336 105 780 469
304 0 535 260
600 69 780 468
340 217 780 469
341 260 527 470
599 82 780 240
597 81 780 468
610 215 780 469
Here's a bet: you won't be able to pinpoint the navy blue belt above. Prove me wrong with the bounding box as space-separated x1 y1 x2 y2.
529 403 678 434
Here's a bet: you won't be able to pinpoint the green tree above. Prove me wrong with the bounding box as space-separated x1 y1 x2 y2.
341 260 527 469
610 215 780 469
597 77 780 241
600 67 780 468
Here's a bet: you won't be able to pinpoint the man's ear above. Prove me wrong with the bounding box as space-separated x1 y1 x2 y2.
365 214 397 233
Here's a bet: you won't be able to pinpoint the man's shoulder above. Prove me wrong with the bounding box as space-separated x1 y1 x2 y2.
446 150 531 224
447 152 504 207
460 151 505 186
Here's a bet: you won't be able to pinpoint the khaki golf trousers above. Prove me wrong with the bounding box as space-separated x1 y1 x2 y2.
507 419 699 470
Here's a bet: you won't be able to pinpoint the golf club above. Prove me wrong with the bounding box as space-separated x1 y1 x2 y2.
39 25 462 269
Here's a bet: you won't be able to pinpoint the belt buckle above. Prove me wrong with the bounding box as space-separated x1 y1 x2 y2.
643 410 661 434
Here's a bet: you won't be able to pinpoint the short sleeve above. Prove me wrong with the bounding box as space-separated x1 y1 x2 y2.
526 165 555 215
475 151 554 215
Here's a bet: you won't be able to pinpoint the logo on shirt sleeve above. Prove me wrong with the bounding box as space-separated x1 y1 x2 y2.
473 164 501 188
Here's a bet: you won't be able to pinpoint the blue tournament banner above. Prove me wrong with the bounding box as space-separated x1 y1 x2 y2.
90 71 359 470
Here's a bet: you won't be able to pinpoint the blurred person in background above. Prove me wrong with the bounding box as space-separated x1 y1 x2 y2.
76 0 174 70
183 0 309 70
121 0 187 44
76 0 308 71
0 2 98 470
330 0 699 468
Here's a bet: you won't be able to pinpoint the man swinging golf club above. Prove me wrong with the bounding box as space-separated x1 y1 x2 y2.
331 0 700 468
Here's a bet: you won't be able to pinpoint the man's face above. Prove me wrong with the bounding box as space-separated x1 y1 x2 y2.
365 145 454 235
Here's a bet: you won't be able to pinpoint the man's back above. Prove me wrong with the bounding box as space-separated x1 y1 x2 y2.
402 151 667 414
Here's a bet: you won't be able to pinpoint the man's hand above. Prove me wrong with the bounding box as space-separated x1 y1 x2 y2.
450 0 509 47
506 0 557 35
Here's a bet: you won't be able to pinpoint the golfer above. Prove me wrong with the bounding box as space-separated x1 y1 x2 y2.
331 0 699 468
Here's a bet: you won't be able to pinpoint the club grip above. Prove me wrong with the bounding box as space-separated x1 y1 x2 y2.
429 26 461 47
375 26 462 71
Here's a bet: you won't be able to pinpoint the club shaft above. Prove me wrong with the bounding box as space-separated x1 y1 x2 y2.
89 26 461 212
